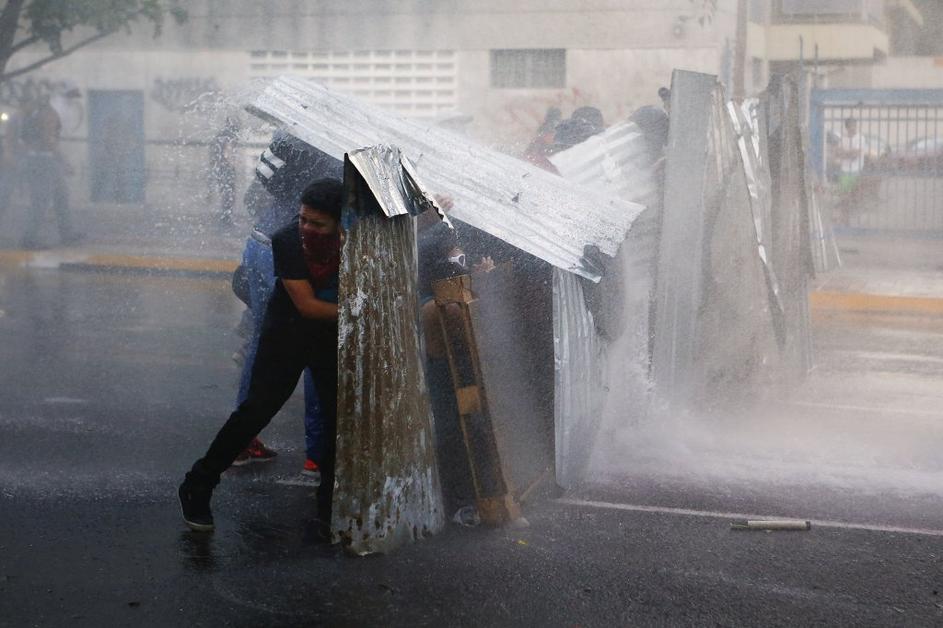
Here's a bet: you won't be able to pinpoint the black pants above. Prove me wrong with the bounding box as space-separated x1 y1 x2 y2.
190 323 338 519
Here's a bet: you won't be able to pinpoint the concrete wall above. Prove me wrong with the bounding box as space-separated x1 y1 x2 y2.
3 49 254 214
825 56 943 88
87 0 737 52
2 1 741 209
869 56 943 88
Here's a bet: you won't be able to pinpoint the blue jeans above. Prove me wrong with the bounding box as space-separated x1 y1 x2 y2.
237 236 324 462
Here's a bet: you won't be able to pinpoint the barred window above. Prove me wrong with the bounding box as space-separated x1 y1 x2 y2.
490 49 566 89
247 49 458 118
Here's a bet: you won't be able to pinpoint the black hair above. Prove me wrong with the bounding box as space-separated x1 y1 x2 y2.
629 105 669 154
300 178 344 221
571 106 605 130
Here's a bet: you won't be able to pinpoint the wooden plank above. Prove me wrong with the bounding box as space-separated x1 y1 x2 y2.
455 385 482 415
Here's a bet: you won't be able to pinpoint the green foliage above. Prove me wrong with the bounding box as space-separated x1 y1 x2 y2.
24 0 186 54
0 0 187 80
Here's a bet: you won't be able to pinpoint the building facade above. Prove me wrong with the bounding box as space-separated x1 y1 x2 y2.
1 0 937 214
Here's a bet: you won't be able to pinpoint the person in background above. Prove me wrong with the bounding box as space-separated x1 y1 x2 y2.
417 201 498 516
179 179 344 533
832 116 877 225
20 94 80 249
552 106 606 153
658 86 672 114
209 117 239 227
523 106 562 172
232 132 343 479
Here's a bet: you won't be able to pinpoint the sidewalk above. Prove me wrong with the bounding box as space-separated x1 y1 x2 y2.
1 206 941 316
811 234 943 317
0 203 244 276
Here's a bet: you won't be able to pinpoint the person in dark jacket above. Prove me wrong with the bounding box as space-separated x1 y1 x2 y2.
231 132 343 478
179 179 343 533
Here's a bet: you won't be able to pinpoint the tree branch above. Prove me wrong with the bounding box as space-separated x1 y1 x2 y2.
0 29 113 83
7 34 41 57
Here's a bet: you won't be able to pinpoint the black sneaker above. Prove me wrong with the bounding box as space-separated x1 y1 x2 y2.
178 480 215 532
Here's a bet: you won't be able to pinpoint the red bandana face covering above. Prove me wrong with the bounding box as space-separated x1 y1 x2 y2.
300 228 340 291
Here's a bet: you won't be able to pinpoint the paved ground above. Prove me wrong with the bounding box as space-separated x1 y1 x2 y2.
0 201 245 267
0 262 941 626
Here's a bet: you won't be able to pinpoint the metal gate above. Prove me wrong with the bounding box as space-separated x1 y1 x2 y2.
810 89 943 235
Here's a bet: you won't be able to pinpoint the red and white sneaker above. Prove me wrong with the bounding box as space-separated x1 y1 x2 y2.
230 438 278 467
302 459 322 486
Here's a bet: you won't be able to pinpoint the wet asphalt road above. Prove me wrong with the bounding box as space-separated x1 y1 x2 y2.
1 267 942 627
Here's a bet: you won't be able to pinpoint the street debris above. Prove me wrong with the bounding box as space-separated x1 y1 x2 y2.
731 519 812 531
452 505 482 527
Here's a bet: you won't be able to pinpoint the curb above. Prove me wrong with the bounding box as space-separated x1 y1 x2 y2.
0 249 238 277
2 249 942 317
810 291 943 317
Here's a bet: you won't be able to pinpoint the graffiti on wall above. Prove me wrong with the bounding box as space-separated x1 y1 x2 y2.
0 77 75 106
150 77 220 112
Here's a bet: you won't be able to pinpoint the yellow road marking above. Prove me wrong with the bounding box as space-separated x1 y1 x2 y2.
80 254 237 274
811 291 943 316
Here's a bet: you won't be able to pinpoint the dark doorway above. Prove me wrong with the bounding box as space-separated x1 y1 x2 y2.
88 90 145 203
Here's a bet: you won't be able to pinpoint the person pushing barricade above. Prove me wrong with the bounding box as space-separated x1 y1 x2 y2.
179 179 344 534
228 132 343 478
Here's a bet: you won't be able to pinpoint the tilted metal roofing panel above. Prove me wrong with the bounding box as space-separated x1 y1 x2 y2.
247 75 643 281
549 120 657 205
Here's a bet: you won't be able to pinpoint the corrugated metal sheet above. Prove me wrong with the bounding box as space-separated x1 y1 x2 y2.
247 75 643 282
795 76 841 272
652 70 779 406
651 71 718 402
728 99 787 347
546 118 662 488
333 151 445 555
346 144 451 225
764 75 816 377
549 121 658 204
552 268 606 488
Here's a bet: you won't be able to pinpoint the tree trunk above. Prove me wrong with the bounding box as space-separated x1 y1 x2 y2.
0 0 26 81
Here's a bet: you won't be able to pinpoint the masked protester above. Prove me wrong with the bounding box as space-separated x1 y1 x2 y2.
179 179 343 533
231 133 342 477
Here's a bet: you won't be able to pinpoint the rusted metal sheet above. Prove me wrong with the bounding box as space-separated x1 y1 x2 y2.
247 75 643 281
333 152 444 555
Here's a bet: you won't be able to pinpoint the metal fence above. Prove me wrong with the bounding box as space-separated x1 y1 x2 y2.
810 89 943 235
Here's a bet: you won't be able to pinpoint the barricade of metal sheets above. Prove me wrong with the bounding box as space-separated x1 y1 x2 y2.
333 146 445 555
248 75 643 282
